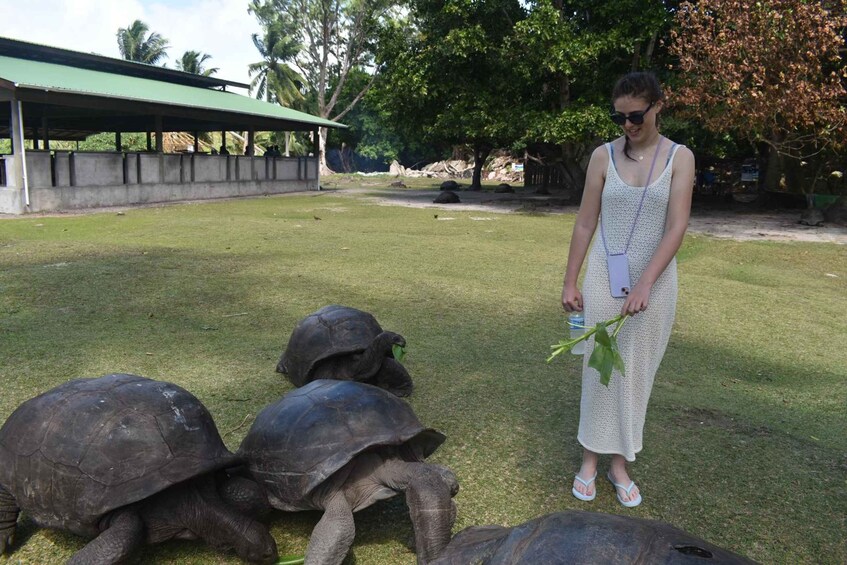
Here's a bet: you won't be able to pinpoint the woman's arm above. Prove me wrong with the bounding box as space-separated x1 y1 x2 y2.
562 145 608 312
621 145 695 315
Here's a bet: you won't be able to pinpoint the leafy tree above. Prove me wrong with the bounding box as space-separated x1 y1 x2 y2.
248 0 400 169
505 0 676 190
116 20 170 64
378 0 678 190
668 0 847 194
175 50 219 76
377 0 528 189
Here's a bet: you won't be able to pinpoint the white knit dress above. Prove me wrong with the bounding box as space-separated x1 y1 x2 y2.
577 142 682 462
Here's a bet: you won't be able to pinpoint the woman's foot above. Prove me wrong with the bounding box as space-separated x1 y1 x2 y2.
607 462 641 507
572 471 597 501
572 450 599 500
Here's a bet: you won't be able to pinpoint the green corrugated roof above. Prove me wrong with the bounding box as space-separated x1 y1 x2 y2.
0 55 342 129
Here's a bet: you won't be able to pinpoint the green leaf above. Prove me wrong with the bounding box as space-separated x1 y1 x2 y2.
277 556 305 565
593 322 611 347
547 315 627 386
609 333 626 377
392 344 406 362
588 340 614 386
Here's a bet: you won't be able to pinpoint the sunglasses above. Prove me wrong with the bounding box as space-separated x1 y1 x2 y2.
610 101 655 126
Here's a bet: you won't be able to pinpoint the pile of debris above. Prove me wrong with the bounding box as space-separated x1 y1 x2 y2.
388 154 524 183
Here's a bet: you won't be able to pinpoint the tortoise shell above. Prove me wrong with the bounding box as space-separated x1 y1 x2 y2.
237 379 444 510
278 305 389 385
0 374 236 537
431 511 758 564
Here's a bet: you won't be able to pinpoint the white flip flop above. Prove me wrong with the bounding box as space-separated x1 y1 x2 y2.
572 472 597 501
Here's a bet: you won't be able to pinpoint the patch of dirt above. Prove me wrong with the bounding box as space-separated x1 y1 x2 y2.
3 186 844 244
339 187 847 245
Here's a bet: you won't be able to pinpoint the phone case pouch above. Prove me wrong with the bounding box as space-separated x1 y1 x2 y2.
607 253 631 298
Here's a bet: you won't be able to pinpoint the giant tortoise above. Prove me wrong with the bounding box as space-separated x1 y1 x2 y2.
222 379 458 565
277 304 413 396
430 510 758 564
0 373 278 564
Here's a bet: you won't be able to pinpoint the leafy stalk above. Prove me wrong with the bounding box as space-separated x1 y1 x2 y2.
392 344 406 362
547 314 630 387
277 555 306 565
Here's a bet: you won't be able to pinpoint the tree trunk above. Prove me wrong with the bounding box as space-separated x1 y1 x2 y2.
561 142 587 192
764 145 781 192
470 143 491 191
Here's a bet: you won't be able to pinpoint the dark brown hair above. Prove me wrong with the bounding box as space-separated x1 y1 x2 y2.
612 72 664 161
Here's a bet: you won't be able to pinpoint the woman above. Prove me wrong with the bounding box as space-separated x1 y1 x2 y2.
561 72 695 507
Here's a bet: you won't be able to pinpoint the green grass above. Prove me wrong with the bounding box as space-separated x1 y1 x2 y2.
0 183 845 564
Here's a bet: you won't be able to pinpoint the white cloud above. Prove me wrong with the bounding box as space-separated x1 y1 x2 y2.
0 0 259 92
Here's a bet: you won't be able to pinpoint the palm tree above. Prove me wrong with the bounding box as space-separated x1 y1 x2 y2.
247 1 305 108
116 20 170 65
176 51 219 76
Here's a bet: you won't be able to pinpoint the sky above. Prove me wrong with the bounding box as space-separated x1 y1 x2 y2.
0 0 261 93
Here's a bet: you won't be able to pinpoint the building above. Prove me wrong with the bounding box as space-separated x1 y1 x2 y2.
0 37 342 214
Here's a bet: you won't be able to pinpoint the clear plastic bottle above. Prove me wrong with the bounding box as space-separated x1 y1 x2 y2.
568 312 586 355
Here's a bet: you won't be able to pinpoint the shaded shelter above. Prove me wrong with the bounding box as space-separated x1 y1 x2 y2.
0 37 343 214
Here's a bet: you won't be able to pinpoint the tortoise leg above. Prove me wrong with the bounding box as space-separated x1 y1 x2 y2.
0 484 19 554
377 460 458 564
370 358 414 397
305 490 355 565
66 507 144 565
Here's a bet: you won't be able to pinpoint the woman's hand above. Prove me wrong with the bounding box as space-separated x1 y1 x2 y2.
562 285 583 312
621 282 651 316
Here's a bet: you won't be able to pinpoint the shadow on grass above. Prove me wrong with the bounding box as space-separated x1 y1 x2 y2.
1 216 844 563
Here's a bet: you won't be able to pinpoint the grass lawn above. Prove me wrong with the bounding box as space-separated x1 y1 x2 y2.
0 179 845 564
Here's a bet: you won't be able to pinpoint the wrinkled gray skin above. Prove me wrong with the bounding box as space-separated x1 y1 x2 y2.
0 374 278 564
430 511 759 565
222 380 458 565
277 305 413 397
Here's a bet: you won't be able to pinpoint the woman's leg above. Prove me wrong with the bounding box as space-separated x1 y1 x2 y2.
573 449 599 497
608 454 640 503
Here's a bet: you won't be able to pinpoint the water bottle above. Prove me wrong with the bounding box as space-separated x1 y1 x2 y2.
568 312 586 355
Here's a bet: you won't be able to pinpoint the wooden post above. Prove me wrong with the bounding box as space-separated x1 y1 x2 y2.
221 130 227 153
115 131 122 152
41 117 50 151
193 131 200 154
247 127 255 157
155 116 163 152
146 131 152 151
155 116 164 183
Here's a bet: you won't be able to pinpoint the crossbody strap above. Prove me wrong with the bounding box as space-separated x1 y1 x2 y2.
600 138 665 256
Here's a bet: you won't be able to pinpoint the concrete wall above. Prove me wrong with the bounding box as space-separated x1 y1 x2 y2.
193 154 228 182
27 177 318 212
138 153 160 184
54 152 72 186
163 155 182 184
72 153 124 186
0 156 9 188
124 153 138 184
1 152 319 214
25 151 53 188
0 187 24 214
